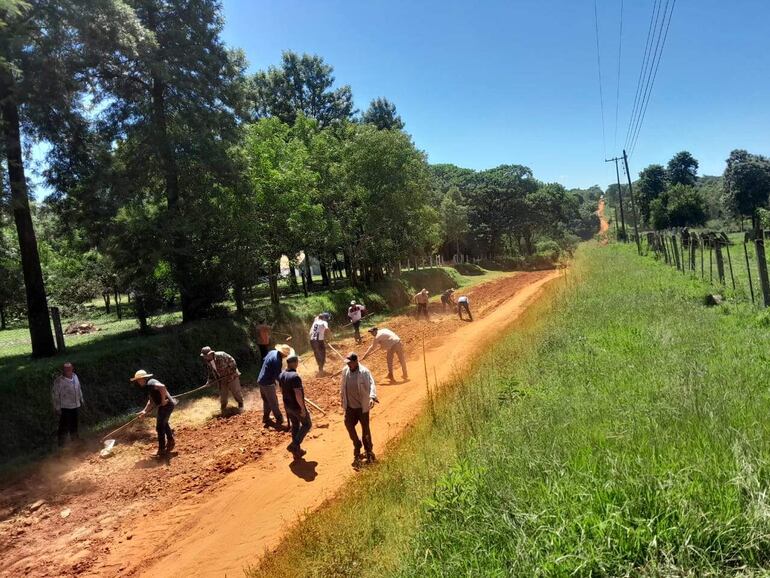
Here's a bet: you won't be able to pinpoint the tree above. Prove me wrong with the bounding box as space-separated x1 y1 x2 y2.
0 0 143 355
361 97 404 130
723 149 770 225
666 184 706 227
636 164 667 225
94 0 248 321
667 151 699 187
252 51 354 127
440 187 468 257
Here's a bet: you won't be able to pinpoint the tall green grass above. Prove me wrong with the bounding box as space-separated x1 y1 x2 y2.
251 241 770 577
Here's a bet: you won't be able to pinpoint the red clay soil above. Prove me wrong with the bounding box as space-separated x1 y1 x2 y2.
0 270 560 578
598 199 609 240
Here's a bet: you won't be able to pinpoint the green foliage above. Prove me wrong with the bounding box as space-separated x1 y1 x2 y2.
251 51 354 127
361 97 404 130
637 164 667 224
667 150 699 187
723 149 770 220
666 183 707 227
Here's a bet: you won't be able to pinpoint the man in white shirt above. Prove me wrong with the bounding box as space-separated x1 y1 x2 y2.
457 295 473 321
309 312 331 375
348 300 365 343
340 353 377 467
362 327 408 382
52 362 84 447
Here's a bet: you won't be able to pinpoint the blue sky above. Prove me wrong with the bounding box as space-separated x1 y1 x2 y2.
221 0 770 190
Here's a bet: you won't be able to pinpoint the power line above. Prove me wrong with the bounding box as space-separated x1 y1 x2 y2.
613 0 624 150
593 0 607 159
628 0 676 157
624 0 662 150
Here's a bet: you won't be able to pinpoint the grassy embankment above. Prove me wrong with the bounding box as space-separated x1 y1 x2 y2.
251 241 770 577
0 265 499 467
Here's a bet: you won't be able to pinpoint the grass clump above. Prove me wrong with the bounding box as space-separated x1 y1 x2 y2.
250 241 770 577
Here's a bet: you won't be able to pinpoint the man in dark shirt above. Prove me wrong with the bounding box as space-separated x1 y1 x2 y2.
131 369 176 457
278 354 311 459
258 344 292 427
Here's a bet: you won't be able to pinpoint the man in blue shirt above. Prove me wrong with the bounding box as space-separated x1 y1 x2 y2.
258 343 293 427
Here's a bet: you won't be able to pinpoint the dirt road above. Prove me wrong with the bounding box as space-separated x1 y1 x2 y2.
0 270 560 578
598 199 609 235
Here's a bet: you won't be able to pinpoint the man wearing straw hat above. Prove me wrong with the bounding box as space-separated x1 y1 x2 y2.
200 346 244 415
131 370 177 457
257 343 294 427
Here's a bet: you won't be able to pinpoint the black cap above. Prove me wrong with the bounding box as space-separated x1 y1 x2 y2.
345 352 358 362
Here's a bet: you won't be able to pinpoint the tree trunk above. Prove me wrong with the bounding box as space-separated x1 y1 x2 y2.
0 77 56 357
147 10 199 323
0 305 6 330
135 294 149 334
300 264 308 297
115 288 122 320
304 251 314 287
103 292 111 313
320 262 330 287
233 284 245 314
269 262 280 305
288 263 299 292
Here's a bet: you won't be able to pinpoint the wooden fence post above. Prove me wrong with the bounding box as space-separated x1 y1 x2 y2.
714 241 726 285
755 235 770 307
744 240 755 304
50 306 65 353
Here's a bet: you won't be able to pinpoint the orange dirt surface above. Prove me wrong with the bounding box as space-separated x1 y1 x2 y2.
598 199 609 235
0 270 560 578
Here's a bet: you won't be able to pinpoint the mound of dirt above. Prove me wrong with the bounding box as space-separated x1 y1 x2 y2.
64 322 100 336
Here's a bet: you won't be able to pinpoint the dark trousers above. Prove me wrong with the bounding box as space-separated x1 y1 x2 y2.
57 407 79 447
344 407 372 454
352 320 361 342
441 296 452 311
260 384 284 424
287 408 312 448
156 404 174 453
458 302 473 320
416 302 429 320
310 339 326 372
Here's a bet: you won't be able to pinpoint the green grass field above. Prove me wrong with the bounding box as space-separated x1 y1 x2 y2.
251 241 770 577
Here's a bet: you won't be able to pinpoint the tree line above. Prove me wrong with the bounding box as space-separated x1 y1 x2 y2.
0 0 596 356
605 149 770 233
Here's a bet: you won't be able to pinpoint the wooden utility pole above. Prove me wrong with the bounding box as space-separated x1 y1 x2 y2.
605 157 627 241
622 149 642 255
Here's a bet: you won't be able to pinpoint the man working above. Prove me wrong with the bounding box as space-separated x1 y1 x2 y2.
340 353 377 467
52 362 84 447
258 343 293 427
348 300 365 343
131 369 176 457
362 327 408 382
414 288 430 320
309 312 331 375
457 295 473 321
200 346 244 415
278 352 312 459
251 319 271 361
440 288 455 312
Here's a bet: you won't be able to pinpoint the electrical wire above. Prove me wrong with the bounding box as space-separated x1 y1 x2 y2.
624 0 662 150
613 0 624 150
593 0 607 159
628 0 676 157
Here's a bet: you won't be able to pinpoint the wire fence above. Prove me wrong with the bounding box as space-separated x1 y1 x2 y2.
641 229 770 307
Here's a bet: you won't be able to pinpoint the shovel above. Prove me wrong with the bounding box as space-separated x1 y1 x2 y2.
99 415 142 457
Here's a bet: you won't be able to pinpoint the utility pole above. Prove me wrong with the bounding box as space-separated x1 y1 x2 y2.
622 149 642 255
605 157 627 241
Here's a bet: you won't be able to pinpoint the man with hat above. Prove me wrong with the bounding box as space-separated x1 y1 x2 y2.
440 288 456 312
278 351 311 458
131 370 177 457
347 300 365 344
257 343 293 427
309 312 332 375
200 346 244 415
362 327 408 382
340 352 377 467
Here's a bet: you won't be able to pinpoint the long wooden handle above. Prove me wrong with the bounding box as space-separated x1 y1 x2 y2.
304 397 326 415
102 415 141 441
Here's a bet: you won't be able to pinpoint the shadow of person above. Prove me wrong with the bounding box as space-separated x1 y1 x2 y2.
134 452 176 469
289 458 318 482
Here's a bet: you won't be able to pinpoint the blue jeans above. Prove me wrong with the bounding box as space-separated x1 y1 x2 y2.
259 384 283 424
286 408 312 448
